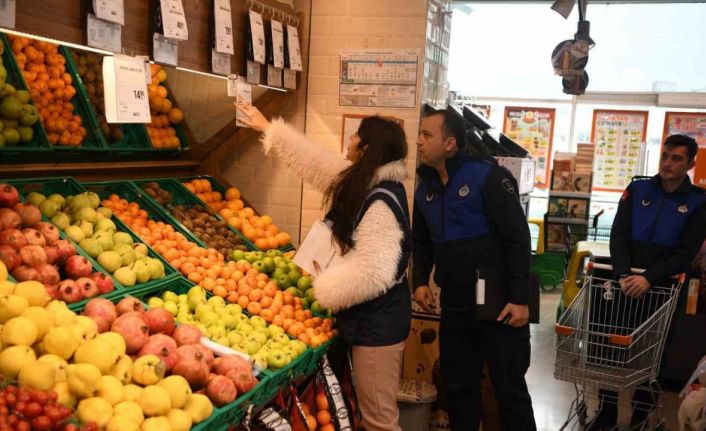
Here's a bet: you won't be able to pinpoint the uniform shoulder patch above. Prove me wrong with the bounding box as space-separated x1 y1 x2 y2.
621 189 629 201
501 178 515 194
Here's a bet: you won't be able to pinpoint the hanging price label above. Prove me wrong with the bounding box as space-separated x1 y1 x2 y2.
87 14 122 53
153 33 178 66
160 0 188 40
271 19 284 69
137 56 152 84
230 78 253 128
286 24 302 71
0 0 16 29
227 74 239 97
249 10 266 64
267 66 282 88
214 0 234 55
103 54 151 123
93 0 124 25
211 49 231 76
283 68 296 90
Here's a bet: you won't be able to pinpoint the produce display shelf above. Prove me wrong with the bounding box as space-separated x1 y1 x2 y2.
176 175 295 252
0 33 53 157
61 46 154 155
131 178 256 252
304 338 337 376
143 81 189 153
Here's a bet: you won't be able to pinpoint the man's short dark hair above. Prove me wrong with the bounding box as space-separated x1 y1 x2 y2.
664 134 698 162
422 105 468 149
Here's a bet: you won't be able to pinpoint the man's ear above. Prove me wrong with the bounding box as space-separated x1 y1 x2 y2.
445 137 457 152
688 159 697 170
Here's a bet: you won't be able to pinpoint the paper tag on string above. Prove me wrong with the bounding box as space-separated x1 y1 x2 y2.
271 19 284 68
153 33 178 66
103 54 151 123
87 14 122 53
249 10 266 64
227 74 239 97
93 0 124 25
160 0 188 40
214 0 234 54
0 0 16 29
286 24 302 71
212 49 231 76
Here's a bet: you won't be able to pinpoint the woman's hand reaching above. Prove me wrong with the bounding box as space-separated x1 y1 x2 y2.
234 99 271 132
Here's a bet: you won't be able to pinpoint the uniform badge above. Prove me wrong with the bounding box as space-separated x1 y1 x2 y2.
641 199 651 207
426 192 434 202
620 190 629 201
501 178 515 194
678 204 688 213
458 184 470 198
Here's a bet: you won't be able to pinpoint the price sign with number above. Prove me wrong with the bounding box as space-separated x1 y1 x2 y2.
160 0 188 40
0 0 16 29
212 49 231 76
87 14 122 53
249 10 266 64
103 55 151 123
93 0 124 25
153 33 179 66
271 19 284 68
214 0 234 55
286 24 302 71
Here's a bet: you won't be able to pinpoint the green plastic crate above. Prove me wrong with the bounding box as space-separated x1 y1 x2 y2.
303 338 336 376
132 178 254 252
142 80 189 152
0 33 53 157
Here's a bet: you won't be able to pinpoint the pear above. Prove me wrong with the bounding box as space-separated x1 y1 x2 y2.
2 316 37 346
53 381 77 408
158 376 192 409
21 306 53 340
14 281 51 306
110 355 133 385
113 401 144 426
167 409 192 431
67 363 103 398
77 397 113 427
38 354 69 382
98 331 127 356
43 326 80 360
45 301 78 326
137 385 171 417
131 355 165 386
75 315 99 341
19 361 55 391
106 415 140 431
184 394 213 424
98 375 125 406
0 294 29 323
123 384 143 403
0 345 36 380
74 338 119 374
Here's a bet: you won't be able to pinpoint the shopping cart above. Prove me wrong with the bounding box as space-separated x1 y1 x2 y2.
554 263 685 430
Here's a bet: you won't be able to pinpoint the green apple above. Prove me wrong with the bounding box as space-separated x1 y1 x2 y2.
177 294 188 304
26 192 46 207
233 314 249 326
79 238 103 258
147 297 164 308
297 276 313 291
254 251 265 260
225 304 242 315
162 291 179 303
244 252 257 264
289 340 308 356
227 331 244 346
276 274 291 289
164 302 178 316
267 350 289 369
97 251 122 273
200 311 219 327
95 218 117 233
77 220 94 237
114 267 136 287
247 331 267 346
194 303 212 319
188 294 207 311
208 325 227 340
242 339 260 355
265 249 281 257
249 316 266 329
287 270 302 286
282 345 298 361
231 250 246 262
113 232 133 246
51 213 71 231
207 296 225 308
251 352 268 370
252 261 266 273
272 334 290 348
237 323 254 336
261 257 275 273
311 301 325 315
272 268 286 280
267 325 285 339
38 199 59 218
301 298 310 309
284 287 302 298
196 323 209 337
65 225 85 243
133 243 148 258
305 288 317 304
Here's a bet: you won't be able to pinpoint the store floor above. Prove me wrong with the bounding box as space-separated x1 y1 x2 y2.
528 290 680 431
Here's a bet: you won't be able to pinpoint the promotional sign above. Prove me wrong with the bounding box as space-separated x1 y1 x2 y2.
662 112 706 189
502 107 556 188
103 54 151 123
249 10 266 64
213 0 233 54
591 109 649 192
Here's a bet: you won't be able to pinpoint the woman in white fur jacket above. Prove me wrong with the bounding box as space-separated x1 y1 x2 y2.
236 102 412 431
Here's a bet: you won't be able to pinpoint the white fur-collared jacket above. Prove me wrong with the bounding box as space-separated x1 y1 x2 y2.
262 119 408 312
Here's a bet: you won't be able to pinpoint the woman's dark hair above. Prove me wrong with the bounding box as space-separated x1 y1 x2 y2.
323 116 407 254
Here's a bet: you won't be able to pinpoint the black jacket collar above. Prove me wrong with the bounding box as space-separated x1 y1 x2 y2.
651 174 693 195
417 150 468 191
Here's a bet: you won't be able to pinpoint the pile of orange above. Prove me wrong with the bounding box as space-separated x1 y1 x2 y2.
146 64 183 149
299 393 334 431
9 35 87 147
182 179 291 250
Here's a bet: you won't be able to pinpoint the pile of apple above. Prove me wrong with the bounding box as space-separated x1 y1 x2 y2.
24 189 166 288
0 184 115 304
146 286 308 372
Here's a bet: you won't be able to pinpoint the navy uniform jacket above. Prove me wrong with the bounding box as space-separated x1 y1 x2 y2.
610 174 706 284
412 151 531 312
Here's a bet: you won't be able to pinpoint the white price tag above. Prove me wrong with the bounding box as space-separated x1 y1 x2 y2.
103 54 151 123
160 0 188 41
93 0 124 25
214 0 234 55
267 65 282 88
271 19 284 68
249 10 265 64
211 49 231 76
153 33 178 66
283 68 296 90
227 74 239 97
234 82 253 128
0 0 17 29
286 24 302 71
87 14 122 53
137 56 153 84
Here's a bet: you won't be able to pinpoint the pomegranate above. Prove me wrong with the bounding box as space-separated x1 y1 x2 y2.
173 325 202 346
11 265 41 282
116 297 145 315
206 375 237 407
89 272 115 294
111 313 150 354
226 368 257 394
19 245 48 267
76 277 98 299
22 228 46 247
0 209 21 230
65 255 92 279
214 355 253 377
0 245 21 270
0 229 28 250
13 203 41 227
83 298 118 333
54 240 77 259
45 284 59 300
192 344 215 368
0 184 19 208
58 280 84 303
143 308 175 335
34 222 59 244
172 353 210 390
138 334 178 370
36 263 60 285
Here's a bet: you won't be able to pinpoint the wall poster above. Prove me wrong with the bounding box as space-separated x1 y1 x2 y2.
591 109 649 192
502 107 556 189
662 112 706 189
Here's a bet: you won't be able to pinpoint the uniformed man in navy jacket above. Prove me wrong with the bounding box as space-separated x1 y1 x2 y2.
586 134 706 430
412 106 536 431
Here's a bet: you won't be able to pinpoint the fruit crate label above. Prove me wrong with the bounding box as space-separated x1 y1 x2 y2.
249 10 266 64
87 13 122 53
103 54 151 123
0 0 16 29
211 49 231 76
153 33 178 66
286 24 302 71
283 68 297 90
271 19 284 68
93 0 125 26
267 65 282 88
160 0 188 40
214 0 234 55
